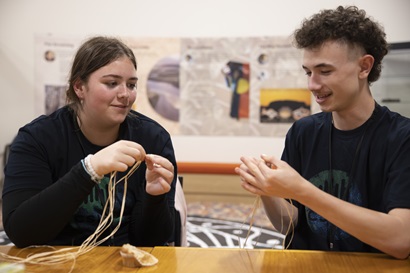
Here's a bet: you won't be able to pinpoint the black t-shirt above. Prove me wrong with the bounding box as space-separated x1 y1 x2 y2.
282 103 410 252
3 106 177 247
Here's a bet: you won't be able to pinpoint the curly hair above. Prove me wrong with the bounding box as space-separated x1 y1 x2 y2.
293 6 389 83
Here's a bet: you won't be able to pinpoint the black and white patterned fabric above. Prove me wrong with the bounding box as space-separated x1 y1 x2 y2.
186 216 284 249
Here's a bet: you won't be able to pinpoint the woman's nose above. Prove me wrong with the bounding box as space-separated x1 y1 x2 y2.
117 84 130 98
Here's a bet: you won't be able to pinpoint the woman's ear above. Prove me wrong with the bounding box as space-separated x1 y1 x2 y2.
358 54 374 80
73 79 85 100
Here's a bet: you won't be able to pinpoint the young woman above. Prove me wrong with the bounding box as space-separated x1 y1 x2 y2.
3 36 177 248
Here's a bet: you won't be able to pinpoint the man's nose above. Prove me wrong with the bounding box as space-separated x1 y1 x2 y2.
307 74 322 91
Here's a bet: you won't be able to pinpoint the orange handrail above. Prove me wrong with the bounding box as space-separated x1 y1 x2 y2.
177 162 240 174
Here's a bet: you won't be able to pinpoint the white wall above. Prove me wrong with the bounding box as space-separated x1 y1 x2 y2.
1 0 409 166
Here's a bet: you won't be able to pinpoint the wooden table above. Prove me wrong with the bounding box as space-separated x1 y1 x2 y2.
0 246 409 272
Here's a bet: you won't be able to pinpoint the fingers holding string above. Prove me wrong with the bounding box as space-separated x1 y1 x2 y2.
120 141 146 164
145 154 174 184
92 140 146 175
145 154 173 172
258 154 280 177
260 154 276 168
241 156 268 183
144 154 174 195
235 156 258 181
236 156 268 195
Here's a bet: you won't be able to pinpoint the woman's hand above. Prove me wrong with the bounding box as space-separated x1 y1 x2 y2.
86 140 173 195
144 154 174 196
89 140 146 176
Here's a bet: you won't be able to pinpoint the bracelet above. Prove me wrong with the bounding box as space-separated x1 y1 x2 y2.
83 154 103 184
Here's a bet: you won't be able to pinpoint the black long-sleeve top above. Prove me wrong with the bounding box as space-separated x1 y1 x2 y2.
2 106 176 248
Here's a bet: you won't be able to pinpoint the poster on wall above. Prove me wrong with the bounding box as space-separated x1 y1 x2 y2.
179 37 253 136
35 34 312 138
34 34 82 116
179 36 311 137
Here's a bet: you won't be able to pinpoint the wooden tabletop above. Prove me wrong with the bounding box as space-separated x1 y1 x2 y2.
0 245 409 273
0 245 153 272
139 247 410 273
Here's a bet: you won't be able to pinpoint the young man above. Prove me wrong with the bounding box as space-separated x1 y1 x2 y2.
235 6 410 259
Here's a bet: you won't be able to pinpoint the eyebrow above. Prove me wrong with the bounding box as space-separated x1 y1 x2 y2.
102 74 138 81
302 63 333 70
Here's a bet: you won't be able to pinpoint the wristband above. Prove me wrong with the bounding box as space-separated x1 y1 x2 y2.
83 154 103 184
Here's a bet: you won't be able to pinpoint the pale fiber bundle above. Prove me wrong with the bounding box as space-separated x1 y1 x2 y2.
0 161 142 272
240 196 294 250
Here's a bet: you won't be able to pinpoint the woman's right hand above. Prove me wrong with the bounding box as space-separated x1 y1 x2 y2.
88 140 146 176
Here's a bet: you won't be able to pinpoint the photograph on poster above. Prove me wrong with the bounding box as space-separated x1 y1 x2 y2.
45 85 67 115
260 88 310 123
222 61 250 120
146 56 180 122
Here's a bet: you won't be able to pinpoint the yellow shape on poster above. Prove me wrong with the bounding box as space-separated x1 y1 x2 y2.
236 78 249 94
260 88 310 106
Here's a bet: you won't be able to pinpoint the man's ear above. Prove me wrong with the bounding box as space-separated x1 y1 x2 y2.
358 54 374 80
73 79 86 99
